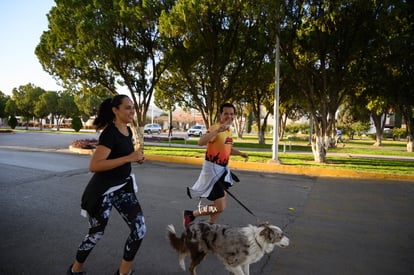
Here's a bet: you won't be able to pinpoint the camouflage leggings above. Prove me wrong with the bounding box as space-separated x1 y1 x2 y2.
75 186 146 263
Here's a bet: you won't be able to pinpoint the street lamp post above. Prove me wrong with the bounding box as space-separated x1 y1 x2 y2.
272 28 280 163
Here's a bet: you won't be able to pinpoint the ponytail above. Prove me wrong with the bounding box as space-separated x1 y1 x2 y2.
93 94 129 130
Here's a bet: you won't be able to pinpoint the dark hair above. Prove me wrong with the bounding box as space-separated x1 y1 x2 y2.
93 94 129 130
219 102 235 114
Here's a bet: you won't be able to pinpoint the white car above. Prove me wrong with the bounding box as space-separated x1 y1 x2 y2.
187 125 207 137
144 123 162 134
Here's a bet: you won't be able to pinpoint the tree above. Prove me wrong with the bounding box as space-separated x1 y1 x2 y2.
54 91 79 131
158 0 278 128
35 91 58 130
353 0 414 149
36 0 172 142
74 87 111 124
0 91 9 120
243 62 275 144
336 94 372 140
153 74 179 129
382 0 414 151
5 99 17 119
232 101 248 139
282 0 378 163
12 84 45 129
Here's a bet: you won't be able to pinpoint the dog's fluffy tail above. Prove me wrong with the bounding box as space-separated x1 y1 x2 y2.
166 224 183 251
166 224 186 271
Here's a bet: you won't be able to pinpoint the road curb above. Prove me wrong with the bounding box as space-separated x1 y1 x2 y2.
68 145 94 155
144 155 414 182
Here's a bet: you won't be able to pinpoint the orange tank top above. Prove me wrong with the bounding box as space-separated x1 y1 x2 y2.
204 123 233 166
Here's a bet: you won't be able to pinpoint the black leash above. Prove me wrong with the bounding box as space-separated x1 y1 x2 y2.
224 187 256 217
220 172 260 221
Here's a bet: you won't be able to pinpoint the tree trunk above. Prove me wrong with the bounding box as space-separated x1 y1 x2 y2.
131 124 144 151
259 112 270 145
258 131 265 144
371 111 386 146
234 114 244 139
407 141 413 152
311 135 327 163
401 107 413 153
56 118 61 131
328 136 335 147
254 108 266 145
280 113 287 141
373 135 383 147
407 134 413 152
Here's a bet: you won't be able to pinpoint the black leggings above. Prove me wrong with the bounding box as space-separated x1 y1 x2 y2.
75 187 146 263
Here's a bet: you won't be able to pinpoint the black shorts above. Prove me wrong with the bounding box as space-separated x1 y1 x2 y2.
207 180 226 201
206 171 238 201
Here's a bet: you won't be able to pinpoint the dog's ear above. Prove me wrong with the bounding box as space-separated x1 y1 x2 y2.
258 221 269 227
259 226 276 242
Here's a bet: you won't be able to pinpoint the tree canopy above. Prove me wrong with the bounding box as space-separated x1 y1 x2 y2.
36 0 173 126
157 0 278 128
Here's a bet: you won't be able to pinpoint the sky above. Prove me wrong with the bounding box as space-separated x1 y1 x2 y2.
0 0 60 96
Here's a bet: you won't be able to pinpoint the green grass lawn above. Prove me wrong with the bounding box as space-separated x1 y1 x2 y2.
168 135 411 155
149 136 414 176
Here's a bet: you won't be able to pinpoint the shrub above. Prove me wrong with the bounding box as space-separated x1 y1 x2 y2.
392 128 406 140
285 122 310 135
348 121 371 139
8 115 17 129
71 139 98 149
71 116 83 132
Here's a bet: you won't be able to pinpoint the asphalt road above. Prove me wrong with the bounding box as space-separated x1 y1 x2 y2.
0 131 413 275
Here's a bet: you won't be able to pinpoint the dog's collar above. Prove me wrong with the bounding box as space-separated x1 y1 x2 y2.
254 236 263 250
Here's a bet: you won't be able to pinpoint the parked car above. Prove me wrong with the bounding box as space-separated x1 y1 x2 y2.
383 128 393 138
187 125 207 137
144 123 162 134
